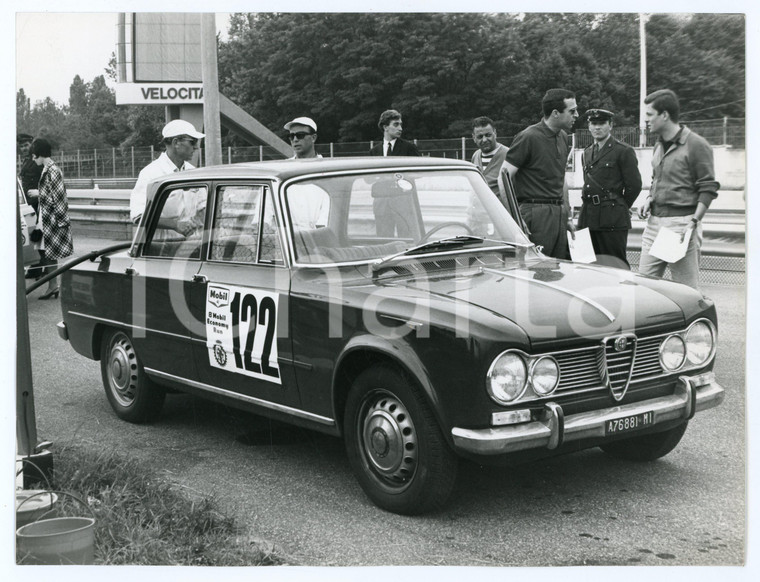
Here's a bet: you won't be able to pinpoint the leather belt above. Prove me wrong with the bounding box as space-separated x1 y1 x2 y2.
519 198 563 205
582 193 622 206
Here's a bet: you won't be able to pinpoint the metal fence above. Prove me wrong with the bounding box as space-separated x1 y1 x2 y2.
24 118 744 181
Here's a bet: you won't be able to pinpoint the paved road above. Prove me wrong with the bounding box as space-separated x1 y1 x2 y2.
22 245 747 568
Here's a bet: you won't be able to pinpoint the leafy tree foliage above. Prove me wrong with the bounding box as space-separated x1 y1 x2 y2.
217 12 744 142
17 13 746 150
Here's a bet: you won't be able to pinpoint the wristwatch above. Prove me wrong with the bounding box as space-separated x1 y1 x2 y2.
691 216 700 224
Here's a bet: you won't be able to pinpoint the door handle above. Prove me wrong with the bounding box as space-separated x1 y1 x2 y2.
192 274 208 283
125 267 138 276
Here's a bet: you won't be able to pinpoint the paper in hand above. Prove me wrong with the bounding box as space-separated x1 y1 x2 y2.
567 228 597 263
649 226 692 262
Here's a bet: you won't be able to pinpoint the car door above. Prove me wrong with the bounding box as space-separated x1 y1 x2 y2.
188 182 301 409
123 182 208 380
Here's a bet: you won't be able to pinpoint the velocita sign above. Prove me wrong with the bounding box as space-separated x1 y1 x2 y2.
115 83 204 105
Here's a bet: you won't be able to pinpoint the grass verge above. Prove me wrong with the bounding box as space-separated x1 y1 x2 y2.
18 443 284 566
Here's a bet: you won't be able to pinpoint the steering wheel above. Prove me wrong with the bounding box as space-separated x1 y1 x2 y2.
419 222 474 243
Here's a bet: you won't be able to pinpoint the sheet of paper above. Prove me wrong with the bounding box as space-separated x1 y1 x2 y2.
649 225 692 262
567 228 596 263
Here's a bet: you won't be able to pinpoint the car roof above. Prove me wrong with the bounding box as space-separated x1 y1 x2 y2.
154 156 477 186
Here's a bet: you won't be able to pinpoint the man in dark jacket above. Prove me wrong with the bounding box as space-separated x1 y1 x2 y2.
18 133 42 211
369 110 421 156
369 110 419 237
578 109 642 268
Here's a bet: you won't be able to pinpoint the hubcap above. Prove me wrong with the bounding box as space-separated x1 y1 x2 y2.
108 336 137 406
361 395 418 484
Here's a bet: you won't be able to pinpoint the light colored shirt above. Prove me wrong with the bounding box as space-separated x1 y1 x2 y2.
383 139 398 156
130 152 194 221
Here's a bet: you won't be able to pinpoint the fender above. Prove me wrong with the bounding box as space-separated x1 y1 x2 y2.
333 333 448 435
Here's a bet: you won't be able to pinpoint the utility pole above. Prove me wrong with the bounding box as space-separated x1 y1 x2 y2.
201 13 222 167
639 13 648 148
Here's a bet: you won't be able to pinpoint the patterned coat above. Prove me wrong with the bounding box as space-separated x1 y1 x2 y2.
38 160 74 260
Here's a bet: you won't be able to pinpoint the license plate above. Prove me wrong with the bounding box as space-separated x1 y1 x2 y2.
605 410 654 436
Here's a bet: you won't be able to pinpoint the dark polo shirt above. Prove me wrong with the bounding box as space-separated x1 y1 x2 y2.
505 120 571 201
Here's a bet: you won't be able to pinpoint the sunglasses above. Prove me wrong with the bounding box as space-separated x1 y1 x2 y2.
288 131 313 141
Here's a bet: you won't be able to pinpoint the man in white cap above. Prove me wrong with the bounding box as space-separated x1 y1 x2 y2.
284 117 322 159
129 119 205 223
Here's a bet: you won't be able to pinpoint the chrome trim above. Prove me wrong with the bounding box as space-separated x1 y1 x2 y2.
278 165 520 268
67 311 188 341
491 269 616 323
69 311 305 368
453 372 724 455
528 355 560 396
602 333 637 402
144 368 336 427
684 319 718 367
659 334 687 372
486 350 529 404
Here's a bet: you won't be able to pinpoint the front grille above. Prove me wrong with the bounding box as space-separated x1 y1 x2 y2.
604 336 636 394
549 332 669 398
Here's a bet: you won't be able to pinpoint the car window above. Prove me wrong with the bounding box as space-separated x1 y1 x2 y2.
209 185 264 263
285 169 530 265
288 183 330 230
416 175 497 238
143 186 208 259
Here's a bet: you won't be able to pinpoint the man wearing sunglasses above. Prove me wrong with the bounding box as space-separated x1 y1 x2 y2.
129 119 205 223
284 117 322 159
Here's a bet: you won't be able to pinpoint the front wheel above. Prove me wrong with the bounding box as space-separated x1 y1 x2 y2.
600 422 688 461
100 330 166 423
344 365 457 515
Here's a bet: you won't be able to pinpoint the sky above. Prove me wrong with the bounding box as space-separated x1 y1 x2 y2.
15 12 232 106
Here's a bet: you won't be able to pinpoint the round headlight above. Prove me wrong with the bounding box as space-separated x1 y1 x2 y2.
685 320 715 366
660 335 686 371
530 356 560 396
487 351 528 404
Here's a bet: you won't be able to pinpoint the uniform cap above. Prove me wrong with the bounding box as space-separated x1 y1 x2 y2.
162 119 205 139
283 117 317 132
17 133 34 143
586 109 614 122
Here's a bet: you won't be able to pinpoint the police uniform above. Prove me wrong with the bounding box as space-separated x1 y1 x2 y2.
578 109 642 268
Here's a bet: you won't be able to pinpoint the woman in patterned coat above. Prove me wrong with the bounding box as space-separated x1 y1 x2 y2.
30 138 73 299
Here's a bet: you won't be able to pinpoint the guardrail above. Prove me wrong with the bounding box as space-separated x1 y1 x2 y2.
66 187 745 285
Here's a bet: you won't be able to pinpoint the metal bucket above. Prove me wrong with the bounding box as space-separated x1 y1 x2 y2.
15 490 58 528
16 516 96 565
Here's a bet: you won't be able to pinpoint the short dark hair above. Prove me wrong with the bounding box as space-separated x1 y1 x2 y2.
30 137 52 158
378 109 402 131
644 89 680 123
472 116 496 132
541 88 576 118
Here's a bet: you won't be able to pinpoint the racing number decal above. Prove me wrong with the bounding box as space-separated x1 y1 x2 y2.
206 284 281 384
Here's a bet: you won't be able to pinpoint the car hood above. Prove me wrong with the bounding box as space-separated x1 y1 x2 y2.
378 258 696 344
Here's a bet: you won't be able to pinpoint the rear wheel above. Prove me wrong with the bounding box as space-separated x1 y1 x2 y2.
344 364 457 515
100 330 165 423
600 422 688 461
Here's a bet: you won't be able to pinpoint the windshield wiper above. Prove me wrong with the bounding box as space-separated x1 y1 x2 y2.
371 236 532 272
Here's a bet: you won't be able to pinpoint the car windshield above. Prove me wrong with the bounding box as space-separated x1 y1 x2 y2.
284 169 533 264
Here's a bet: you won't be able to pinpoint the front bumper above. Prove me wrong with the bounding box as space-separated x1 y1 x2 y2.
451 372 724 455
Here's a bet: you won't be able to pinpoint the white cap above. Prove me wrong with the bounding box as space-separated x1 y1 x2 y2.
162 119 205 139
283 117 317 132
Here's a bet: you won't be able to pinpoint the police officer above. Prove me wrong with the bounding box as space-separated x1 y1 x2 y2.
578 109 642 268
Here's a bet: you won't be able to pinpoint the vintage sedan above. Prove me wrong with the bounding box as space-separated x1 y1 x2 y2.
57 157 724 514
